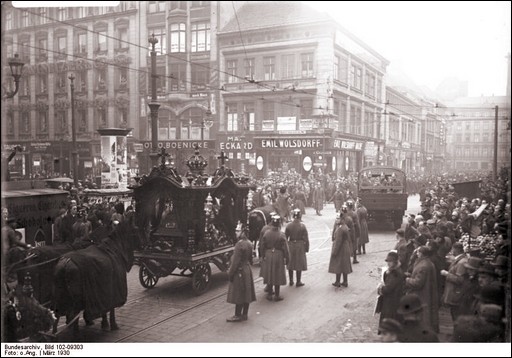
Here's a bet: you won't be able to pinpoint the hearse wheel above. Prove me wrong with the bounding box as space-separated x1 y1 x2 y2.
139 264 159 289
191 264 212 296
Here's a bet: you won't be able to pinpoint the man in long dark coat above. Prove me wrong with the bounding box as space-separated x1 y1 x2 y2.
328 213 352 288
405 246 439 333
312 183 325 216
285 209 309 287
356 199 369 255
226 231 256 322
260 216 289 301
346 200 360 264
378 251 405 330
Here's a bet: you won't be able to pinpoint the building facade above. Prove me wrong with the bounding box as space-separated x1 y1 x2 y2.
445 96 509 172
217 1 388 177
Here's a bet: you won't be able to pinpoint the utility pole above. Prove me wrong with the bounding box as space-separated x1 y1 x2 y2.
493 105 499 180
148 34 161 167
69 74 78 188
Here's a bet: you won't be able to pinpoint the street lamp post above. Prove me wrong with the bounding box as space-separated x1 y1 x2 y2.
2 54 25 100
69 74 79 188
148 34 161 168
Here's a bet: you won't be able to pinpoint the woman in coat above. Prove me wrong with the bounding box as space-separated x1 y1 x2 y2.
405 246 439 333
328 213 352 288
356 199 369 254
226 230 256 322
378 251 405 329
260 216 290 301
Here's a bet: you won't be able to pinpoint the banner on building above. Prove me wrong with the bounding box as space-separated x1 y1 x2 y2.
277 117 297 131
299 118 313 131
262 120 275 131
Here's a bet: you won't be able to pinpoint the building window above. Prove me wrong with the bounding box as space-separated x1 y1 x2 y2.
482 133 489 142
282 54 295 79
21 112 30 133
350 106 362 134
473 147 479 157
339 56 348 83
227 104 238 132
366 73 375 98
57 110 67 133
244 58 255 80
96 30 107 52
340 102 347 132
170 23 185 53
38 8 48 24
56 72 67 93
191 1 210 7
264 102 274 121
20 39 30 62
333 56 339 81
191 22 210 52
149 1 166 13
76 33 87 54
156 66 166 94
21 10 29 27
483 121 490 130
77 71 87 92
96 69 107 90
227 60 238 83
301 53 314 78
149 27 166 54
38 110 48 133
465 123 470 131
264 57 275 81
474 121 480 130
6 11 13 30
474 133 479 142
117 28 128 49
97 107 107 127
37 74 47 94
78 109 87 132
465 133 470 142
170 1 187 10
376 78 382 102
170 63 186 91
456 133 462 142
243 103 255 131
191 63 208 91
38 38 48 60
7 111 14 135
350 63 362 90
20 77 30 97
365 111 374 137
117 68 128 90
57 35 67 54
78 7 87 18
57 7 66 21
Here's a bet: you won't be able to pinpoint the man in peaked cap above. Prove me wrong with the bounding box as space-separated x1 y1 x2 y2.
396 294 439 342
285 209 309 287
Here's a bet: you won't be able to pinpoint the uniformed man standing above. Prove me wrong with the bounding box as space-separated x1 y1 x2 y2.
285 209 309 287
346 200 360 264
260 216 289 301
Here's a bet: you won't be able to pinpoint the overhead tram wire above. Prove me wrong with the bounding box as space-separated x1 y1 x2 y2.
13 8 510 125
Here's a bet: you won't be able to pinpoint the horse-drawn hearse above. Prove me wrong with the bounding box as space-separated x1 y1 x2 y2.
131 147 255 295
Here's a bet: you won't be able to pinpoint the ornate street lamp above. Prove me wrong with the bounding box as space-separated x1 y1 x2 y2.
3 54 25 99
148 33 161 168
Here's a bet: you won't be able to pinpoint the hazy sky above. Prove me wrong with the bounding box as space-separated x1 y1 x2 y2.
306 1 511 97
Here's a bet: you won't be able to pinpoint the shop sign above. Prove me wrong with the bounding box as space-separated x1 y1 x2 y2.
333 139 363 151
260 138 322 149
142 140 214 151
133 143 144 152
299 119 313 131
31 142 52 153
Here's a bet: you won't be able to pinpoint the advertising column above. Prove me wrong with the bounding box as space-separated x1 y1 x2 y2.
97 128 132 189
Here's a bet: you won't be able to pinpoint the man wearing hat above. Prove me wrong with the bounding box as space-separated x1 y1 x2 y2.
260 215 289 301
441 242 468 321
477 263 499 289
478 304 505 342
378 318 403 343
394 228 413 270
285 209 309 287
491 255 509 285
328 212 352 288
405 246 439 332
396 294 439 342
406 234 427 274
378 251 405 328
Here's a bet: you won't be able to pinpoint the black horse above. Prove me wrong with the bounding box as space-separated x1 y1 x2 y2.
247 204 276 256
52 220 140 339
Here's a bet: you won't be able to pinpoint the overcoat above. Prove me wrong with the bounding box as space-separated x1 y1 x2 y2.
227 239 256 304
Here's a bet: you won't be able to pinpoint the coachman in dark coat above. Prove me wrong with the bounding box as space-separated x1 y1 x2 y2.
226 232 256 322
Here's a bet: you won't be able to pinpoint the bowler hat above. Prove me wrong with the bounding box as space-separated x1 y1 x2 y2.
464 257 483 271
491 255 509 269
397 294 425 315
379 318 403 334
474 284 504 305
385 251 399 263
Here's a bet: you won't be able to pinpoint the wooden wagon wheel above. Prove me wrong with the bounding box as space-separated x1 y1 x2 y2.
191 264 211 296
139 264 159 289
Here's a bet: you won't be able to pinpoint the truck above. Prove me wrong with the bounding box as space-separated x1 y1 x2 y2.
357 166 408 229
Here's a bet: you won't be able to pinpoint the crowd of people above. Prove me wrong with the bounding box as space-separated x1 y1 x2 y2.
377 168 510 342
